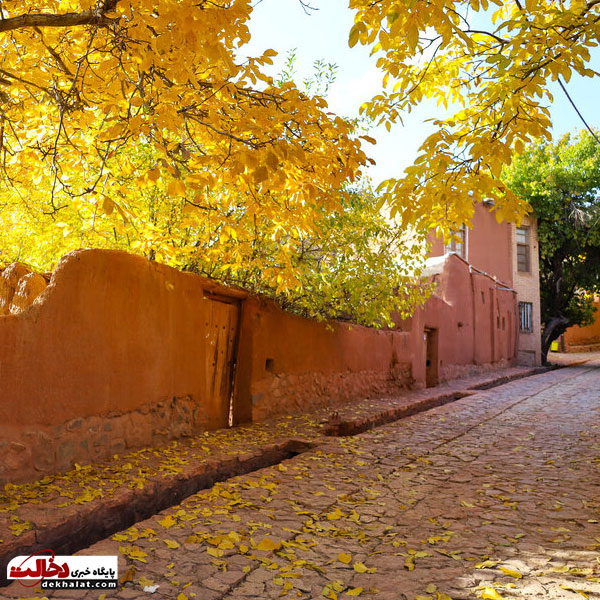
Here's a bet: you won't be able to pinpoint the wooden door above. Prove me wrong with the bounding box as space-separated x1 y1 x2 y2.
424 327 439 388
205 295 240 428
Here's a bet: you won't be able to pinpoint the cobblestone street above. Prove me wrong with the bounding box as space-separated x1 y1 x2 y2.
4 358 600 600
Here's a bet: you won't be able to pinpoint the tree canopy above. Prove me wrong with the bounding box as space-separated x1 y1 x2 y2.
0 0 599 324
352 0 600 233
503 130 600 362
0 1 367 216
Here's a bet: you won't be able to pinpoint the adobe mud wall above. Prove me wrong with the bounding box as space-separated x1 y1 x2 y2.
0 250 249 482
0 250 413 483
399 255 518 385
0 250 518 484
428 203 514 288
239 298 413 422
563 299 600 352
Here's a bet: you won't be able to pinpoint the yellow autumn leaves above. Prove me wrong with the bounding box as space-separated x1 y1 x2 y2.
350 0 599 235
0 0 433 328
0 1 366 294
2 0 597 322
7 515 33 536
323 580 364 598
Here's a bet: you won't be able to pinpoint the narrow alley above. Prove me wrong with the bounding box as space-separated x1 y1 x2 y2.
4 359 600 600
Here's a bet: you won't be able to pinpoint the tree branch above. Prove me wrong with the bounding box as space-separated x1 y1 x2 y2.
33 26 74 76
0 10 115 34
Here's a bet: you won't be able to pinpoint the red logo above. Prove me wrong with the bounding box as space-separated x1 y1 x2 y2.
8 549 70 588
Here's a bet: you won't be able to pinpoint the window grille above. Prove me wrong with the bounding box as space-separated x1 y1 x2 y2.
519 301 533 332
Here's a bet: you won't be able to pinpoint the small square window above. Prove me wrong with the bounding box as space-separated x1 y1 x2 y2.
445 225 467 259
516 227 528 244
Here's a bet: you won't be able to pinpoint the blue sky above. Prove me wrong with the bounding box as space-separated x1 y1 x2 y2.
244 0 599 186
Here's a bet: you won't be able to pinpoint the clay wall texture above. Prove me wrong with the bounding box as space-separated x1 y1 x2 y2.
243 298 414 422
429 203 541 366
563 298 600 351
0 250 414 482
0 251 247 482
428 202 514 287
0 248 517 483
405 254 517 384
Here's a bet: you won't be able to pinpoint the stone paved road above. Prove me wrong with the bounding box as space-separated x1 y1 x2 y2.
5 359 600 600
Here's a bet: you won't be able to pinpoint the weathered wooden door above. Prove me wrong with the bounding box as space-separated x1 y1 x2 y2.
424 327 439 388
205 295 240 428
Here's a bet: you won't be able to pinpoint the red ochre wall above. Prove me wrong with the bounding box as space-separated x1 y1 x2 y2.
563 299 600 351
1 250 234 430
399 255 517 382
0 250 249 482
239 298 413 422
0 249 517 483
428 202 514 288
0 249 414 483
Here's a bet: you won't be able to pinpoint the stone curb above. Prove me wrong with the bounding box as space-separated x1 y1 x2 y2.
323 367 549 436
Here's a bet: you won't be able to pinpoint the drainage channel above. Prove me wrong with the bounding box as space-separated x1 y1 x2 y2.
323 367 550 438
0 438 315 587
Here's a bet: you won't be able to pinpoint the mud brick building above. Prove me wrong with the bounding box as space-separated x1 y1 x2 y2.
0 211 533 482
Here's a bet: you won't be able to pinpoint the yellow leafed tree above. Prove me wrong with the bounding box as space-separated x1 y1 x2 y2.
2 0 597 322
350 0 600 234
0 0 365 261
0 0 430 325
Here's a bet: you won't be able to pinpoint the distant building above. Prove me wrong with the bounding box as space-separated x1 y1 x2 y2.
428 202 542 366
511 214 542 365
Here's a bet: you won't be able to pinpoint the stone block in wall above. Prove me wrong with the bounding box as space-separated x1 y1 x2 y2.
56 439 78 473
251 369 413 422
0 262 31 315
9 272 48 314
109 438 127 455
517 349 537 366
0 441 30 477
390 361 412 383
439 359 511 382
25 431 56 472
124 411 154 449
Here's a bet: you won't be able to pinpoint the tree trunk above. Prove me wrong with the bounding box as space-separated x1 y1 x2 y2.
541 315 571 364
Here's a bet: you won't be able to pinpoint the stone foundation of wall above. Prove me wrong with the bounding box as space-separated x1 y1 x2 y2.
251 363 413 422
439 359 512 383
0 395 208 483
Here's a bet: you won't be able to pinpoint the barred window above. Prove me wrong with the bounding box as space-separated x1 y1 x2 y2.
516 226 530 272
519 301 533 333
